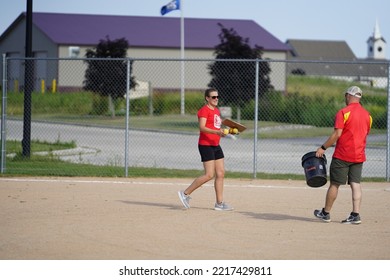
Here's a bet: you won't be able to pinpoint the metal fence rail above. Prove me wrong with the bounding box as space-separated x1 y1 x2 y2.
1 56 389 180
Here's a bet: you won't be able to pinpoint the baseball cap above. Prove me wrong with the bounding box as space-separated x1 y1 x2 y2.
345 86 362 98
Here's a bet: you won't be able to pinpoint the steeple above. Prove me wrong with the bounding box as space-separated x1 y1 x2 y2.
374 19 381 39
367 19 386 59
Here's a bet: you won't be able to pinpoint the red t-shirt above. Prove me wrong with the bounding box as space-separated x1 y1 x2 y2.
197 105 222 146
333 102 372 163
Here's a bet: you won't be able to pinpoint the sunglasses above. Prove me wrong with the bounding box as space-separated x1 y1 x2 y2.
209 96 219 99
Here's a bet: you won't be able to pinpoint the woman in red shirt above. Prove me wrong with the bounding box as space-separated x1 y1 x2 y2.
178 88 233 211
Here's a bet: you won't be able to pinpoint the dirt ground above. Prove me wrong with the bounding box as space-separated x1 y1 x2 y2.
0 177 389 260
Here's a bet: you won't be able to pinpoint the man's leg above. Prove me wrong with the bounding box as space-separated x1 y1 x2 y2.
350 182 362 214
324 182 340 213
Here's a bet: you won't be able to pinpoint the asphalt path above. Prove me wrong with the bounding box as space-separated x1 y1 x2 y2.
3 119 387 177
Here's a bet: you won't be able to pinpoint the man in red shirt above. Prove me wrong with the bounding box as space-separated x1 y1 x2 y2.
314 86 372 224
178 88 233 211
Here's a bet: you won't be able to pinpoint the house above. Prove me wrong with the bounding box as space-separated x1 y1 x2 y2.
286 39 357 61
0 12 290 92
286 22 388 88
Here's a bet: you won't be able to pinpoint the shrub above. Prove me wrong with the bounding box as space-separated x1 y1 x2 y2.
90 94 108 115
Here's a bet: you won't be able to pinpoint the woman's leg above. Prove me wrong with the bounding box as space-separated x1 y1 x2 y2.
214 158 225 203
184 160 215 195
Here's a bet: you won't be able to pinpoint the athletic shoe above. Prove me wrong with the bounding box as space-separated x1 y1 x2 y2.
341 213 361 224
178 190 191 209
314 209 331 222
214 202 234 211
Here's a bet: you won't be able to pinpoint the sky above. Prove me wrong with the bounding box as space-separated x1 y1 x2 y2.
1 0 389 59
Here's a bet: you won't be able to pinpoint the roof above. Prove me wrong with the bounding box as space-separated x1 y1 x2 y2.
7 12 289 51
285 39 388 77
286 39 356 60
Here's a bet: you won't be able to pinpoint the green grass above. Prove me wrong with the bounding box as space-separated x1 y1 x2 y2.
2 150 302 180
3 155 385 182
6 139 76 154
6 91 94 115
287 76 387 97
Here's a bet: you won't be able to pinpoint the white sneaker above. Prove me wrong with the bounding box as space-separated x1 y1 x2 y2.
214 202 234 211
178 190 191 209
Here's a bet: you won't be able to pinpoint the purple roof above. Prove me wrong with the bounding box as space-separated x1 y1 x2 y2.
31 12 289 51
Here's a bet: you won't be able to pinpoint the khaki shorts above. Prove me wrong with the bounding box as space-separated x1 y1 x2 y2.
330 157 363 185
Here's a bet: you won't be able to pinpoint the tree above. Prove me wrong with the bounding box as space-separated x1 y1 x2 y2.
208 23 271 119
83 36 136 117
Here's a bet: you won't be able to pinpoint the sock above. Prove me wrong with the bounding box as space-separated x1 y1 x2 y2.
322 208 329 215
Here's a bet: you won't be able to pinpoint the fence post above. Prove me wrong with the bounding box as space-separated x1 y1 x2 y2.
125 58 131 177
253 59 259 178
148 81 153 116
386 62 390 182
1 54 7 173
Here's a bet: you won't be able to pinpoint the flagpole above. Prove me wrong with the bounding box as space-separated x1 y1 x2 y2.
180 0 185 115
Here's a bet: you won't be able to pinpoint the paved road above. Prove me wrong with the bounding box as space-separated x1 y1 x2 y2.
3 120 387 177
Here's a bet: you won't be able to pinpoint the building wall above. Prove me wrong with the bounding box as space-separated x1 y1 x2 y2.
264 52 287 92
0 20 26 57
56 45 287 92
0 18 58 90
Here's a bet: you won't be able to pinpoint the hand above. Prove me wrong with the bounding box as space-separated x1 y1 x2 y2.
316 147 325 158
218 129 226 137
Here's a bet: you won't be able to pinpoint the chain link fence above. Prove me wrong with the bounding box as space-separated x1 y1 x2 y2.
1 56 389 180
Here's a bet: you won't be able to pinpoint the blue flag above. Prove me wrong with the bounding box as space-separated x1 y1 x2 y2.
161 0 180 15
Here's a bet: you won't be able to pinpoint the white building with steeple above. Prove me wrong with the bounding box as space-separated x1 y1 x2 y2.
367 20 387 60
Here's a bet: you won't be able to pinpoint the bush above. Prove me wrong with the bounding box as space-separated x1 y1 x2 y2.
365 104 387 129
240 90 287 122
362 95 388 129
90 94 108 115
241 91 337 127
152 91 204 115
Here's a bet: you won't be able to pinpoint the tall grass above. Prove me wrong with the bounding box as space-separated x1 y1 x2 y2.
7 91 94 115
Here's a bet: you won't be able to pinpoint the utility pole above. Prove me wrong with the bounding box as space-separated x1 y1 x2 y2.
22 0 33 157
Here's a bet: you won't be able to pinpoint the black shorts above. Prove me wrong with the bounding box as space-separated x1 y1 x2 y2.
198 145 224 162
